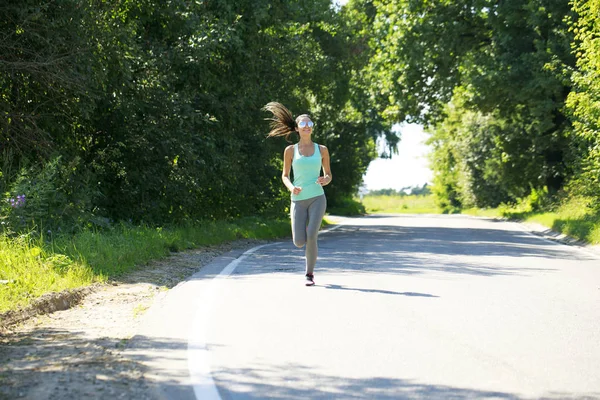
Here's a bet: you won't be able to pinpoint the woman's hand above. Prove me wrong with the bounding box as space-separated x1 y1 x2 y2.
292 186 303 195
316 175 331 186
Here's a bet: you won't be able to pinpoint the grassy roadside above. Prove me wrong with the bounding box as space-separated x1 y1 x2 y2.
462 196 600 245
0 217 290 313
360 193 600 245
4 193 597 313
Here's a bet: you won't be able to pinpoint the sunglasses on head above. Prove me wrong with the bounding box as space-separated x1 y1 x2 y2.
297 121 314 128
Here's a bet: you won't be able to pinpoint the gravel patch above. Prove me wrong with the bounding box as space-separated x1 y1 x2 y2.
0 239 269 400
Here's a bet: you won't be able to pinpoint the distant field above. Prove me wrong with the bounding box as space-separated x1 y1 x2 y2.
361 194 440 214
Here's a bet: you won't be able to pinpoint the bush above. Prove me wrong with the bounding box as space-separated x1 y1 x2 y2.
327 196 366 216
1 156 98 235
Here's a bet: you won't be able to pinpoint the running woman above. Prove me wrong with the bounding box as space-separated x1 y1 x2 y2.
263 102 332 286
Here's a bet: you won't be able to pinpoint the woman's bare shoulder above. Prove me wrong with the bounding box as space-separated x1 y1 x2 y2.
283 145 295 159
284 144 295 153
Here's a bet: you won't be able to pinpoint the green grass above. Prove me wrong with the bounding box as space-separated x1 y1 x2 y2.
5 193 595 314
361 194 440 214
459 207 502 218
0 217 290 313
0 234 96 314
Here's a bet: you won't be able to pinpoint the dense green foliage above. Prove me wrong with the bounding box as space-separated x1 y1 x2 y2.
359 0 581 212
567 0 600 206
343 0 596 214
2 0 599 226
1 0 393 233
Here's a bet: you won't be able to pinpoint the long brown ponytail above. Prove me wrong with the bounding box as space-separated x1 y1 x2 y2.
263 102 297 141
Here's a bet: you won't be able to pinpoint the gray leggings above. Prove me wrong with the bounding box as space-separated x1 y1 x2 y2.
291 194 327 276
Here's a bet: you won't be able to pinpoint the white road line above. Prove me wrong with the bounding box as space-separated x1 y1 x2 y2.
187 220 347 400
187 243 275 400
321 218 348 234
186 215 595 400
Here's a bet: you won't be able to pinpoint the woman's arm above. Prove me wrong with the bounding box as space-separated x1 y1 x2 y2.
282 145 302 195
317 145 332 186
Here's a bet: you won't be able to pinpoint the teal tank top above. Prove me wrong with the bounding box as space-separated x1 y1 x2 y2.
292 143 325 201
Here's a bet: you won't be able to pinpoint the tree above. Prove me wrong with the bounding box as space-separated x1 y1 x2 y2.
567 0 600 206
362 0 576 208
0 0 98 182
1 0 395 230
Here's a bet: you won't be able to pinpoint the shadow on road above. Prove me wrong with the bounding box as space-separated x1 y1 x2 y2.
4 325 596 400
227 221 594 280
207 362 597 400
0 328 165 399
319 284 439 298
323 224 589 259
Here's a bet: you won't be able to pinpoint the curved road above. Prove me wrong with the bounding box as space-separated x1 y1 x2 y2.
128 214 600 400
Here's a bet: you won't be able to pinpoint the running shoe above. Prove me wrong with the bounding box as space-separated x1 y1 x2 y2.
305 274 315 286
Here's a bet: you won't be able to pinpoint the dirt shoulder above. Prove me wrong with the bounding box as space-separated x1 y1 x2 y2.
0 238 269 400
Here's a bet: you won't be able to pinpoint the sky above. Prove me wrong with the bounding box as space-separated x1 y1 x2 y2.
332 0 433 192
362 124 433 192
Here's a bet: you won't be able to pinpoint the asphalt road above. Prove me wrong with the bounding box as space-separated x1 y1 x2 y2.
129 214 600 400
